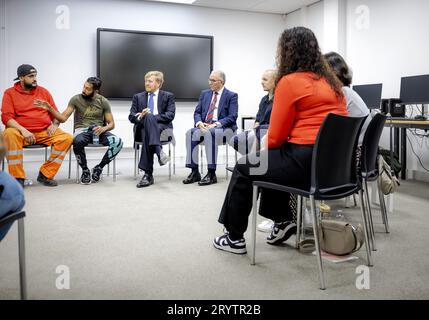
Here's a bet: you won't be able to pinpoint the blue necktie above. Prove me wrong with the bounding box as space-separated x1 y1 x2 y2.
148 93 155 114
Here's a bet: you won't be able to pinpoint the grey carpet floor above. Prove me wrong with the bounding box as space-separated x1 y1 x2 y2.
1 159 429 300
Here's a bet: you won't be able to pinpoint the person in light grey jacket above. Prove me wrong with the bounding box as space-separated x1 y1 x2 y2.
324 52 372 144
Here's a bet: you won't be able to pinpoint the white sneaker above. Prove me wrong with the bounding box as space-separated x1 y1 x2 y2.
257 220 274 233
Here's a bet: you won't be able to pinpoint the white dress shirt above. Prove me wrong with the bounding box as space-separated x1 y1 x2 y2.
137 89 159 120
196 87 224 128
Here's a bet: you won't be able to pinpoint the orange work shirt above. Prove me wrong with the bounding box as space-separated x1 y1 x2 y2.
1 82 58 132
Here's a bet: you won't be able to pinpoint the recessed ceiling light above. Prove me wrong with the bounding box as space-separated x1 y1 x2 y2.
150 0 196 4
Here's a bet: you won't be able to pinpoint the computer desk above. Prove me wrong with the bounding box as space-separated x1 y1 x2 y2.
385 118 429 180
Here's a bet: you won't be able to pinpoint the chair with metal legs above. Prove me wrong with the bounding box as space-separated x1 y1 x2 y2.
134 133 176 180
68 148 73 179
358 113 389 252
250 114 371 290
75 144 116 183
22 144 49 184
0 210 27 300
1 144 48 182
199 140 233 180
23 144 49 162
199 130 238 180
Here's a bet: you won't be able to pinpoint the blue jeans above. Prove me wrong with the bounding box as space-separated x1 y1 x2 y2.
0 171 25 241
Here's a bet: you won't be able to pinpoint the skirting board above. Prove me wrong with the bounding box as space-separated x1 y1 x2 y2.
408 169 429 183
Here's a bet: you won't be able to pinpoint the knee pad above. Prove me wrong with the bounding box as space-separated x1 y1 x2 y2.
107 136 123 158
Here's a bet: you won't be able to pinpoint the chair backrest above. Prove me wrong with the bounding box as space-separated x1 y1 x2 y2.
160 128 176 145
311 113 366 199
0 210 25 228
360 113 387 178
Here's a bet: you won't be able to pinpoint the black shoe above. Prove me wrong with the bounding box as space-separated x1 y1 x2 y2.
80 169 91 185
136 174 154 188
198 173 217 186
182 171 201 184
37 172 58 187
16 178 25 188
158 150 170 166
266 221 297 245
91 166 103 182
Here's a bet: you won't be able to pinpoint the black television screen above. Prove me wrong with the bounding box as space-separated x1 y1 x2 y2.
352 83 383 109
97 28 213 101
400 74 429 105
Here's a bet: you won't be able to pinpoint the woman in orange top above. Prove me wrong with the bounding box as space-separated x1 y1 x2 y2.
214 27 348 255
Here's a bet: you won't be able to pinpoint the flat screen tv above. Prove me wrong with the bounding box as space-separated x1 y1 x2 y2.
97 28 213 101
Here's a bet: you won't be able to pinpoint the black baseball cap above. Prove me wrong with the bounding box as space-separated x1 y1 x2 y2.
14 64 37 81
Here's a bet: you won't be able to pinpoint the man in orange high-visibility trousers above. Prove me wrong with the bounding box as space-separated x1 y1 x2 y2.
1 64 73 187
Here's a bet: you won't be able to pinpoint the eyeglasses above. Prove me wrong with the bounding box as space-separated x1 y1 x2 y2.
208 79 221 83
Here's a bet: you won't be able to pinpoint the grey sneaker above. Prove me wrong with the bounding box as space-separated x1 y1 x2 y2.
158 150 170 166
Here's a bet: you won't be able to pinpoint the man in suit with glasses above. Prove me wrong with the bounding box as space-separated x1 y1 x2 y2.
183 70 238 186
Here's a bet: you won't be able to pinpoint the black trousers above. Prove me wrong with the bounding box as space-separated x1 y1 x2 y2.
73 131 123 169
218 142 313 240
135 114 170 175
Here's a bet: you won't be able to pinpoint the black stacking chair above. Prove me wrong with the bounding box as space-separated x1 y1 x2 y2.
250 113 372 290
359 113 389 252
0 210 27 299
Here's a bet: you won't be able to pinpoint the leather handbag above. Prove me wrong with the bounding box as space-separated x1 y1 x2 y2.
319 220 364 256
378 154 400 195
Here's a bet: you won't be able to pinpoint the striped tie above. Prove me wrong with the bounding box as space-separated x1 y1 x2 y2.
205 92 218 124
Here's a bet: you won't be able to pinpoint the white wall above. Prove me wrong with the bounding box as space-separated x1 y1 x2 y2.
346 0 429 178
285 0 429 179
284 1 324 49
0 0 286 161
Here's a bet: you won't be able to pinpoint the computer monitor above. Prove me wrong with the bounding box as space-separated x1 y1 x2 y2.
399 74 429 105
352 83 383 109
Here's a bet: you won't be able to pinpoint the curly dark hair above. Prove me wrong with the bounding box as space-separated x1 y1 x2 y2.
276 27 343 97
324 52 353 87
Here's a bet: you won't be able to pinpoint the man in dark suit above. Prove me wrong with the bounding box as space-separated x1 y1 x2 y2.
129 71 175 188
183 70 238 186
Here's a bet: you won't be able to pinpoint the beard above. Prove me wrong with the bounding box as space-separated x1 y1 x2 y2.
23 81 37 90
81 91 95 100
